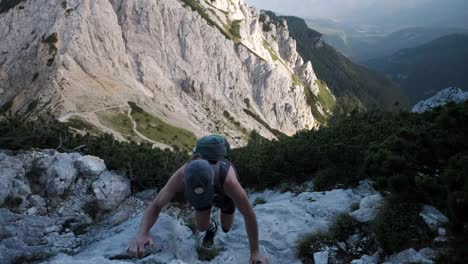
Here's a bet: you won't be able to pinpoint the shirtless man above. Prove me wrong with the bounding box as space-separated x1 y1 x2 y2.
127 135 268 264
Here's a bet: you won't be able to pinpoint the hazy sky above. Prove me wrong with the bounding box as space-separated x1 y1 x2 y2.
246 0 468 29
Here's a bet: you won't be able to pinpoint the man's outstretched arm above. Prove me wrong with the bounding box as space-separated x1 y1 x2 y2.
224 168 268 263
127 165 185 258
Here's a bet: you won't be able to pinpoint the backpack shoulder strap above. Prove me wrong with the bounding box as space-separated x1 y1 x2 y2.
213 159 231 194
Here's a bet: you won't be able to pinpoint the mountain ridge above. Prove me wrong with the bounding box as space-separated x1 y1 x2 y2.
0 0 333 147
365 33 468 104
264 12 409 113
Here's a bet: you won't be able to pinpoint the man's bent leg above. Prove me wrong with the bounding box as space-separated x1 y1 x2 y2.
195 208 212 232
220 212 234 233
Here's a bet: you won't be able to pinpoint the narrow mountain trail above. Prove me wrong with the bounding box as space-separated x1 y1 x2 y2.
57 104 129 122
58 104 172 150
126 107 173 150
47 181 377 264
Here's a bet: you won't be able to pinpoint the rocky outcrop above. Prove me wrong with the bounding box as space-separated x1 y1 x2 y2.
92 171 131 211
412 87 468 113
0 150 132 263
0 0 331 146
351 194 383 223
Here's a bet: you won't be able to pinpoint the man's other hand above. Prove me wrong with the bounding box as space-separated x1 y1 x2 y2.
127 234 154 258
250 252 269 264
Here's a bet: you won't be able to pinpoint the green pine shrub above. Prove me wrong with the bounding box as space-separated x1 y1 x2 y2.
371 195 433 253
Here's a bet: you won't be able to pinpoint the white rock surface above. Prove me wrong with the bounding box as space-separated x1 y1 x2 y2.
383 248 434 264
420 205 449 232
47 181 377 264
314 249 330 264
93 171 131 211
412 87 468 113
351 253 379 264
35 152 80 197
351 194 383 223
75 155 107 177
0 150 138 263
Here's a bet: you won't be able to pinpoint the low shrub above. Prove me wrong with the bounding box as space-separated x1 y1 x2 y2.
371 195 433 253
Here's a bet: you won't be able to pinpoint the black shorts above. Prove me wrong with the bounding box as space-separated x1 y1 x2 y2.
196 194 235 215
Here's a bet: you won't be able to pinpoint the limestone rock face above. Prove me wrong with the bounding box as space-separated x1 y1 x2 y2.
351 194 383 223
412 87 468 113
92 171 131 211
0 149 136 263
0 0 332 146
34 152 79 197
75 155 107 177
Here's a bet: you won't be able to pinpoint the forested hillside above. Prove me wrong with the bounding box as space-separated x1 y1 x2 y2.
366 34 468 104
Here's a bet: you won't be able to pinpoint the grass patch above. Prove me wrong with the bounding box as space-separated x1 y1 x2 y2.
253 197 267 206
131 107 196 151
229 19 241 41
303 83 328 125
0 99 14 115
66 117 99 133
243 108 286 138
96 109 139 142
263 40 280 61
181 0 239 43
291 74 330 124
2 195 23 209
292 74 305 87
296 232 334 262
223 110 248 135
316 80 336 112
296 213 376 263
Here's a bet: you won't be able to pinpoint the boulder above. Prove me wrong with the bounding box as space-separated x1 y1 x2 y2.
351 194 383 223
0 153 26 206
383 248 434 264
0 208 81 263
351 253 379 264
34 152 79 197
420 205 448 232
92 171 131 211
314 248 330 264
75 155 106 177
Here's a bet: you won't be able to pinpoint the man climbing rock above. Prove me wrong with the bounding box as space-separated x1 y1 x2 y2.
127 135 269 264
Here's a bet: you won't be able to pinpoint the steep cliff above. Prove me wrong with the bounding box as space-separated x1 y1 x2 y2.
0 0 332 146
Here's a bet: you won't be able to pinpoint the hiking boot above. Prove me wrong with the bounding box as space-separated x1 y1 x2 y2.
202 221 217 247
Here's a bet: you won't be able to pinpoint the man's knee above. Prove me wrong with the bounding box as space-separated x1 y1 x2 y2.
196 209 212 232
220 213 234 233
197 220 211 232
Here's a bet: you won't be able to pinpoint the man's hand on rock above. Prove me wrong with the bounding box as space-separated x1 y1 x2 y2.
250 252 269 264
127 234 154 259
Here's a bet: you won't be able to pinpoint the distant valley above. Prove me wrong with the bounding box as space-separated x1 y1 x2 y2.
305 18 468 62
265 12 409 113
364 34 468 104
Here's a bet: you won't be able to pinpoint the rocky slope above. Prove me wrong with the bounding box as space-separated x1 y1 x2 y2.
412 87 468 113
0 150 448 264
0 149 135 264
0 0 332 147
